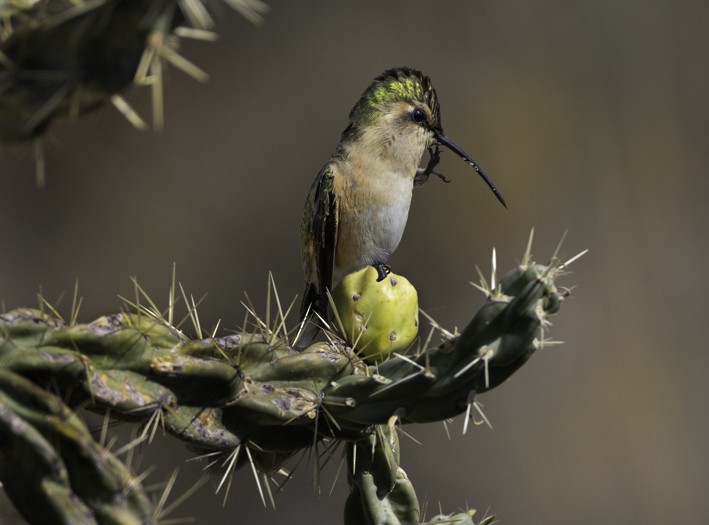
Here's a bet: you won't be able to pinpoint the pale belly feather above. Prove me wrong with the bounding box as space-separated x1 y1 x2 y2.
335 170 414 281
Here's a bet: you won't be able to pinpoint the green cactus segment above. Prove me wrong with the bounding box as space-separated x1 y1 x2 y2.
323 262 566 429
331 266 419 362
0 369 153 525
0 309 355 447
345 425 420 525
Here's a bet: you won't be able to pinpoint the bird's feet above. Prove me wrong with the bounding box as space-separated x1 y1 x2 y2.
372 262 391 282
414 144 451 187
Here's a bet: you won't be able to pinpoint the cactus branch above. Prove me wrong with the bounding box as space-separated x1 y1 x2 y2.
0 0 269 144
0 247 579 523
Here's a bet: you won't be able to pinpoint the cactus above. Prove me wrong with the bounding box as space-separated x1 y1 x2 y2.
0 247 580 524
0 0 270 142
330 266 419 362
0 0 269 183
0 369 154 524
345 425 496 525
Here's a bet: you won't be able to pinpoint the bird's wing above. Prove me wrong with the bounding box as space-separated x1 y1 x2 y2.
313 164 338 315
301 164 338 320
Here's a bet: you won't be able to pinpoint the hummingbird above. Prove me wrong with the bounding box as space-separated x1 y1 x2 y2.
298 67 505 345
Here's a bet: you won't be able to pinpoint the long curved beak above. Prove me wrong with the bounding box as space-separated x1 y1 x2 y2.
433 129 507 208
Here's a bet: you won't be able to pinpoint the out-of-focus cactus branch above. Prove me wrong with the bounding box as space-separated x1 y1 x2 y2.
0 247 579 524
0 0 270 185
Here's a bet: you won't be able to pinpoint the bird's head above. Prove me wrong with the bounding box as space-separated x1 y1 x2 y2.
346 67 505 207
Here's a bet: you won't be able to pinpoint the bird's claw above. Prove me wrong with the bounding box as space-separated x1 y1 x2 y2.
414 144 450 186
431 168 451 183
373 262 391 282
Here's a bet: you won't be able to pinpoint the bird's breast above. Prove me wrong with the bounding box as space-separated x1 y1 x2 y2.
335 166 414 276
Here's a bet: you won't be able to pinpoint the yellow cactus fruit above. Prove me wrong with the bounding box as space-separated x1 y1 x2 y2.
330 267 419 362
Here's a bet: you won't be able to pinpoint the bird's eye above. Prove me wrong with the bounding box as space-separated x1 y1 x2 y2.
412 108 426 124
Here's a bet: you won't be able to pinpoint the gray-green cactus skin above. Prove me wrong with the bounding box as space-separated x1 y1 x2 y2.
0 259 568 524
0 369 154 525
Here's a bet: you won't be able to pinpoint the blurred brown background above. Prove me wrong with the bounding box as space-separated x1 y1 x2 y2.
1 0 708 523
